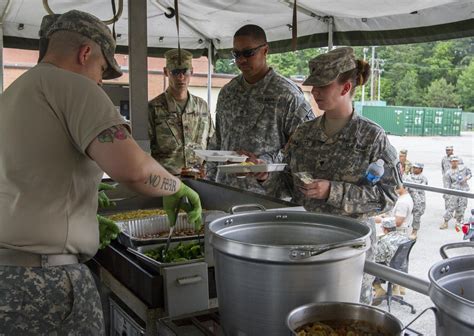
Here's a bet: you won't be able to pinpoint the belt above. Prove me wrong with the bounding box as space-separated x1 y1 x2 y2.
0 249 78 267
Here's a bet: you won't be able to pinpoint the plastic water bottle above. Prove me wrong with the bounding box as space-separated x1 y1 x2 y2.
365 159 385 184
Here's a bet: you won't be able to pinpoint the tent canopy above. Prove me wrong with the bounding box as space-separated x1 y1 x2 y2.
1 0 473 57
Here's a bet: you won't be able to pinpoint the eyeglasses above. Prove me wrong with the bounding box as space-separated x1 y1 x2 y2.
170 68 191 76
231 44 266 59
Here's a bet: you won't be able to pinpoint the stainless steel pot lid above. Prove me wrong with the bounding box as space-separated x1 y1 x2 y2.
209 211 371 263
428 255 474 326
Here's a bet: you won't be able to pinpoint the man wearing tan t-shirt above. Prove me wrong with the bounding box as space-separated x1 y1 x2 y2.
0 11 202 335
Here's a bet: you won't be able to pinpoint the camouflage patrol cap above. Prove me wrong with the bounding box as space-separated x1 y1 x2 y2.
302 47 357 87
450 156 460 162
399 149 408 155
165 49 193 70
412 162 424 169
46 10 122 80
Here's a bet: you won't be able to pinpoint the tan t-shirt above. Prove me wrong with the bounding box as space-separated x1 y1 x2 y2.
0 63 127 260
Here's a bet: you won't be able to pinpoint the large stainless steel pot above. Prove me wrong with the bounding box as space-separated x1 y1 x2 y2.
287 302 404 335
209 206 371 336
428 242 474 335
365 242 474 335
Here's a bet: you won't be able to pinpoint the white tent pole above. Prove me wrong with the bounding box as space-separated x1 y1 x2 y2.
327 17 334 50
207 42 213 112
0 0 11 93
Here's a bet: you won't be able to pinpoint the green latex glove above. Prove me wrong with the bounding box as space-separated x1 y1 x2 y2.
97 214 121 249
98 183 117 209
163 183 202 230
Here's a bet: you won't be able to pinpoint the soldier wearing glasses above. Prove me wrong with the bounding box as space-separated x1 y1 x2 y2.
207 24 314 193
148 49 214 175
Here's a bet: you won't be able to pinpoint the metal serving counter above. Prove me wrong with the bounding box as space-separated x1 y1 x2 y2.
91 179 299 335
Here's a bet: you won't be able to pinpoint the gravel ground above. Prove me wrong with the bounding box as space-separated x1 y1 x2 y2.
371 132 474 335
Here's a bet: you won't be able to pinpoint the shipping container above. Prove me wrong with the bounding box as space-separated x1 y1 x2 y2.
361 106 462 136
461 112 474 131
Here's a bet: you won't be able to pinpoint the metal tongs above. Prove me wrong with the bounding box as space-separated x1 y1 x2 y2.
163 197 187 259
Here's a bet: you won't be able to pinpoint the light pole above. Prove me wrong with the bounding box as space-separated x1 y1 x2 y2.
361 48 368 105
370 46 375 101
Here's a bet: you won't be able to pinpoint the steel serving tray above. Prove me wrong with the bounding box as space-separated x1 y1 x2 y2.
127 240 205 273
194 150 248 162
217 163 287 174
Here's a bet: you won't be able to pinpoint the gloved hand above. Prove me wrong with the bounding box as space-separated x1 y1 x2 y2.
163 183 202 231
98 183 117 209
97 214 121 249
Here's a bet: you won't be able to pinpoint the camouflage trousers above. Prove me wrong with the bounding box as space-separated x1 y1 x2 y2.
443 196 468 223
0 263 104 335
412 200 426 230
360 218 377 305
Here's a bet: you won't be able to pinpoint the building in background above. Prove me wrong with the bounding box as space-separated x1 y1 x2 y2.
3 48 321 120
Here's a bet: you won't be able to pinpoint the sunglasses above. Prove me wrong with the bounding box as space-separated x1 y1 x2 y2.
170 68 191 76
231 44 266 59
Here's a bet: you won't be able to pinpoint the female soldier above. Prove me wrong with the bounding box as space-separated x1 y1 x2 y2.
267 47 402 304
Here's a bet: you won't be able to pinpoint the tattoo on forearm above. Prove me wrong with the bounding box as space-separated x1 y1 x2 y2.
98 125 130 143
145 175 177 192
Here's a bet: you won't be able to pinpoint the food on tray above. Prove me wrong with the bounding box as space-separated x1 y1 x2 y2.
295 320 388 336
144 242 204 263
107 208 168 221
180 166 203 178
240 161 255 166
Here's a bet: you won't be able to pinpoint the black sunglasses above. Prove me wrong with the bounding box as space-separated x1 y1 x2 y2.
231 44 266 59
170 68 191 76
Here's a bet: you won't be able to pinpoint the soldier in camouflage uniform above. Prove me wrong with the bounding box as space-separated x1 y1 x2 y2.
406 162 428 239
267 47 402 305
399 149 412 176
441 146 463 209
441 156 472 229
372 219 410 301
0 10 203 335
207 24 314 193
148 49 214 175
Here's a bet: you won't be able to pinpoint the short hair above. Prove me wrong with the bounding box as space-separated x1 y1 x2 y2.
47 30 101 57
234 24 267 43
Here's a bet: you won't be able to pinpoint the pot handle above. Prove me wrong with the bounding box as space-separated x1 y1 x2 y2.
230 204 267 214
440 241 474 259
289 237 367 260
401 307 437 334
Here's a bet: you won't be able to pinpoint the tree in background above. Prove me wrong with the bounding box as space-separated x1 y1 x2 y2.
424 78 460 108
457 59 474 111
394 70 423 106
213 37 474 109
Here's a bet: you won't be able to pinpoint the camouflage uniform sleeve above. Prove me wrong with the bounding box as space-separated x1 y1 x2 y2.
264 137 295 199
205 91 224 181
444 171 452 189
374 237 391 264
148 102 157 154
262 92 314 164
326 132 400 217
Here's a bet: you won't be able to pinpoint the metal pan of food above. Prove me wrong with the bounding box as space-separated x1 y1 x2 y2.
127 240 205 273
108 209 226 247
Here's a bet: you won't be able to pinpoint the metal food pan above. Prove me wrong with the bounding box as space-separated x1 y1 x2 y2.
127 240 205 272
117 210 226 247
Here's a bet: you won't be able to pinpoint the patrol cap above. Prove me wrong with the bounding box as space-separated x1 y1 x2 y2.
445 146 454 150
382 218 396 229
46 10 122 80
450 156 460 162
399 149 408 155
412 162 424 169
303 47 357 87
165 49 193 70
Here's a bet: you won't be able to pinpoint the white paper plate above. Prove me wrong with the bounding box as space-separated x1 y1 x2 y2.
194 150 248 162
217 163 287 173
